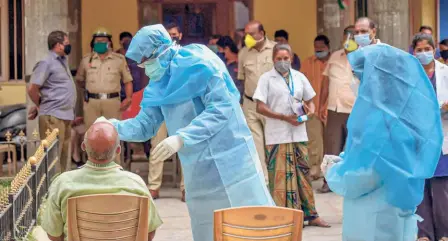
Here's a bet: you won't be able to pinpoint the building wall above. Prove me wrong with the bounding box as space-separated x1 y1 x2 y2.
81 0 139 55
368 0 410 50
253 0 317 61
0 85 26 105
422 0 437 36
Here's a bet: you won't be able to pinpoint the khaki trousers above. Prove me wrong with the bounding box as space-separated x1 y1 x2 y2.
148 122 185 191
242 96 269 185
83 98 121 165
306 116 325 177
39 115 71 173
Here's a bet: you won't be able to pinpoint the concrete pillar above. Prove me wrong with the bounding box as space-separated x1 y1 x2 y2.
317 0 355 52
24 0 80 156
368 0 410 50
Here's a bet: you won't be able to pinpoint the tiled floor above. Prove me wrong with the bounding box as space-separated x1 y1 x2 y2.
153 179 343 241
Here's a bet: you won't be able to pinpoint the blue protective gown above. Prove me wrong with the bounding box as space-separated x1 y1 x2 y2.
111 24 275 241
326 44 443 241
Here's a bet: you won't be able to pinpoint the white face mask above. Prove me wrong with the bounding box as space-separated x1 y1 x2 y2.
351 75 360 97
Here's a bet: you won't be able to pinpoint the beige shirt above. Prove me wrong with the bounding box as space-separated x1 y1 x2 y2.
238 39 276 97
76 51 133 94
323 49 356 113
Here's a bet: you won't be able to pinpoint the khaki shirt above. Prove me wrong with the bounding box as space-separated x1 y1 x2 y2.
323 49 356 114
238 39 276 97
76 51 133 94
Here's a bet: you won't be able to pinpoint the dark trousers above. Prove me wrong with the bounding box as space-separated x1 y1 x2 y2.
323 110 349 185
324 110 349 155
417 177 448 240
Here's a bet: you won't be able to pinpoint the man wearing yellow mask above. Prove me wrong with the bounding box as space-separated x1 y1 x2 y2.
238 20 276 185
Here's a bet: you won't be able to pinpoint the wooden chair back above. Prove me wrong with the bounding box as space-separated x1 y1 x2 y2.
214 206 303 241
67 194 149 241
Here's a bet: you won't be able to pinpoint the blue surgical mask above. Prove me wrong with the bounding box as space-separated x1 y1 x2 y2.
315 51 329 59
416 51 435 65
142 47 171 82
354 33 372 48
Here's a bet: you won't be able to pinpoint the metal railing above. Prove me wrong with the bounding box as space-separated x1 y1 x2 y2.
1 129 41 177
0 128 59 240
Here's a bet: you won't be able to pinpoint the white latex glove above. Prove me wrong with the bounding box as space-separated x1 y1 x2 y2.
321 155 343 176
151 135 184 163
94 116 110 124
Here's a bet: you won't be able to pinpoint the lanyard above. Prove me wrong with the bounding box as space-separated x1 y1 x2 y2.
283 72 294 96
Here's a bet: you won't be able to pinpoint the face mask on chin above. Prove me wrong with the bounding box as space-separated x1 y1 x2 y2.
441 50 448 61
217 52 226 62
315 51 329 59
123 41 131 51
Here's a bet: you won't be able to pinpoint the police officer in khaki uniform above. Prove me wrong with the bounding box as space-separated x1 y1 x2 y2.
76 28 133 164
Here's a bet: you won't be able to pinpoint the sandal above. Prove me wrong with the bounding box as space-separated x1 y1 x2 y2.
308 217 331 228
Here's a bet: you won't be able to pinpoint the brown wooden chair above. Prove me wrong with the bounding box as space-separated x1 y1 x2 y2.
67 194 149 241
214 206 304 241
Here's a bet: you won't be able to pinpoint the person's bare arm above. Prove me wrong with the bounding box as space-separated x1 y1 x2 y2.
148 230 156 241
256 100 300 126
28 84 41 106
319 76 329 121
304 99 315 117
47 234 63 241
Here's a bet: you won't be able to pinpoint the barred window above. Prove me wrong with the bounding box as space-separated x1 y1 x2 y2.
0 0 24 82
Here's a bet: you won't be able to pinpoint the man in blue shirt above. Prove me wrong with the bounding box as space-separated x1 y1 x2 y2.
28 30 76 173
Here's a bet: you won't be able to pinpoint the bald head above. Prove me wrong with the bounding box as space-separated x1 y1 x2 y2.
82 122 120 162
355 17 376 35
354 17 377 46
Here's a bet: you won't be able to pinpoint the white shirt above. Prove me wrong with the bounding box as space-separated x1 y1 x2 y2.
434 60 448 154
253 68 316 145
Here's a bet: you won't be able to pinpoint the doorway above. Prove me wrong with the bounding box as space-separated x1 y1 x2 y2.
162 3 216 45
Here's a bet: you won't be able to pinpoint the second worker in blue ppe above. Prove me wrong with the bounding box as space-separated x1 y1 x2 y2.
107 24 275 241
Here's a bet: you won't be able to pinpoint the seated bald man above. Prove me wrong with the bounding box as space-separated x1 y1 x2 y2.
41 119 162 241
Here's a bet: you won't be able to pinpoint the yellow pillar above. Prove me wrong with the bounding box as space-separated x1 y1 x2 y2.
421 0 437 39
81 0 139 55
253 0 317 61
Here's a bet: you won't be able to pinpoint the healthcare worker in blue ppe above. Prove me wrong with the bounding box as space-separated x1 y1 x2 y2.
321 43 443 241
106 24 275 241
